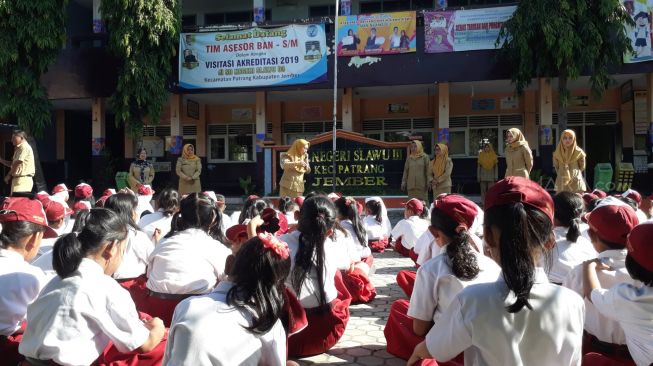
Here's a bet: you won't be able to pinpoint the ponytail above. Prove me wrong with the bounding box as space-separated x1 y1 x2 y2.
53 233 85 278
166 193 224 242
365 200 382 224
335 197 367 247
431 208 479 281
566 218 581 243
553 192 584 243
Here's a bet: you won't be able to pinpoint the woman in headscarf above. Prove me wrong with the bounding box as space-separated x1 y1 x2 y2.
127 148 155 191
279 139 310 198
430 143 453 197
504 128 533 178
477 141 498 202
553 129 587 193
176 144 202 195
401 140 430 201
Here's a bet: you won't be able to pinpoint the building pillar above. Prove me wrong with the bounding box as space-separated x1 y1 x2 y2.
196 102 207 157
438 82 449 143
342 88 354 131
256 91 267 195
539 78 554 174
170 94 182 137
91 97 109 190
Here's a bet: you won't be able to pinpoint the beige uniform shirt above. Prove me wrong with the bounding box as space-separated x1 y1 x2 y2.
13 141 35 177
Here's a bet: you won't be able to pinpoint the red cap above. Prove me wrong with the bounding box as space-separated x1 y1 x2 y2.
75 183 93 199
582 193 599 206
72 201 91 213
35 192 50 204
592 189 608 199
138 184 155 196
44 200 73 222
623 189 642 205
0 198 58 238
433 194 478 231
102 188 116 197
247 195 260 201
402 198 424 214
627 222 653 272
259 208 289 236
226 224 248 242
294 196 305 207
484 177 554 223
585 197 639 246
95 196 108 208
52 184 71 194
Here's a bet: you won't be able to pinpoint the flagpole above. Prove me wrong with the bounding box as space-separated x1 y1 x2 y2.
332 0 340 193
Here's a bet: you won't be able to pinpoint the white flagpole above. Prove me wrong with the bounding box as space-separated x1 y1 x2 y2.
332 0 339 193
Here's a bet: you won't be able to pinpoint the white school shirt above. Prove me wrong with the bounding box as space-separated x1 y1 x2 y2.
579 222 591 242
138 210 174 241
408 248 501 324
31 249 57 283
363 215 386 241
340 220 371 259
563 249 638 345
19 259 149 366
164 281 286 366
230 211 241 224
284 212 297 226
136 195 155 218
0 249 46 336
416 230 440 266
426 267 585 366
391 216 430 250
113 228 154 280
220 212 233 232
591 285 653 366
281 231 338 309
147 228 231 294
329 230 357 271
546 226 597 284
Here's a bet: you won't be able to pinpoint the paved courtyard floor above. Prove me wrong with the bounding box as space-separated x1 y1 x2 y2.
295 249 414 366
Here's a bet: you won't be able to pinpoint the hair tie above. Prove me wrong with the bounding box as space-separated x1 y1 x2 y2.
257 232 289 260
455 225 467 234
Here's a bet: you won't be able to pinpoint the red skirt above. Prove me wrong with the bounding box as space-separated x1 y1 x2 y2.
394 238 411 257
117 275 149 313
416 354 464 366
141 293 191 327
409 249 419 266
282 287 308 336
369 238 389 253
581 352 635 366
361 255 374 268
0 322 26 366
93 330 168 366
341 268 376 304
384 299 424 360
397 270 417 298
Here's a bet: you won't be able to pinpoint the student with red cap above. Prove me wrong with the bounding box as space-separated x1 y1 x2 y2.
0 197 56 365
73 182 94 207
50 183 72 208
563 196 640 356
391 198 429 257
385 194 500 361
622 189 648 223
31 200 74 277
581 222 653 366
136 184 156 218
408 177 585 366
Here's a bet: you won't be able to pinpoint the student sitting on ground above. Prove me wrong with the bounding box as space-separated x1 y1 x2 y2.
391 198 429 257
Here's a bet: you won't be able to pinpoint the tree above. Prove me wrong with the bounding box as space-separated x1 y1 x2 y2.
101 0 180 136
0 0 68 135
498 1 633 132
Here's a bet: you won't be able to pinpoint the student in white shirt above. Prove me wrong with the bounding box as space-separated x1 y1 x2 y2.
139 188 179 242
282 195 351 358
563 197 640 355
146 193 231 325
136 184 156 218
214 193 234 231
385 194 500 361
164 232 291 366
19 208 166 366
408 177 585 366
391 198 429 257
0 198 55 366
547 192 597 284
238 197 268 225
582 222 653 366
363 198 390 252
33 199 73 260
279 196 300 227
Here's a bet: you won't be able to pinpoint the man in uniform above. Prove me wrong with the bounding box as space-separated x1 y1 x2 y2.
1 130 35 195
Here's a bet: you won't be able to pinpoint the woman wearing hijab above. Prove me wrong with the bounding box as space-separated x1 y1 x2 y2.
553 129 587 193
176 144 202 195
430 143 453 197
504 128 533 178
279 139 310 198
477 141 498 202
127 148 155 191
401 140 430 201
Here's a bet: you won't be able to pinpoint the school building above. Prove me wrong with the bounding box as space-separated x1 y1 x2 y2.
19 0 653 196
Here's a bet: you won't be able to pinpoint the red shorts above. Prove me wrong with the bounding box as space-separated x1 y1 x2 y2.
409 248 419 265
369 238 389 252
341 268 376 304
0 321 26 366
394 238 411 257
384 299 424 360
117 274 149 313
287 297 351 358
142 292 191 327
397 270 417 298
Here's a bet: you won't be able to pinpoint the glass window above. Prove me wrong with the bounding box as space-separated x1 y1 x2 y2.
448 130 466 156
209 137 226 161
229 135 253 162
360 1 383 13
469 128 498 156
384 131 410 143
364 133 382 141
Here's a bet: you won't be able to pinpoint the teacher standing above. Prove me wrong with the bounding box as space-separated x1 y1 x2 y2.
279 139 310 198
553 129 587 194
504 128 533 179
430 143 453 197
401 140 430 201
176 144 202 195
127 148 155 191
1 130 35 195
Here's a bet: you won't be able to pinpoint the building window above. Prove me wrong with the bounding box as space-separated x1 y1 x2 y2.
208 124 255 163
204 10 271 26
362 118 435 155
309 5 336 17
283 121 343 145
448 130 467 156
182 15 197 30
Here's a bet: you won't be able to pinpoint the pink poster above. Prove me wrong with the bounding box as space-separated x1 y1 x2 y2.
424 11 454 53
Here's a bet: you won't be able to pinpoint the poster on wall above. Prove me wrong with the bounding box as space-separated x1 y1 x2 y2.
141 137 165 158
337 11 417 56
424 6 516 53
622 0 653 63
179 24 328 89
540 126 554 146
91 138 105 156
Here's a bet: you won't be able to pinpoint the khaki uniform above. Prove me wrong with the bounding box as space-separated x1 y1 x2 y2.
431 158 453 197
554 156 587 193
11 142 35 194
279 153 310 198
477 163 498 202
401 155 430 201
176 158 202 195
127 163 155 190
505 145 533 179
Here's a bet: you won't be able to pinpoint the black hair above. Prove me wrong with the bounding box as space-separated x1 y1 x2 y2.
335 197 367 248
53 208 128 278
419 200 429 219
156 188 180 217
215 194 226 204
239 199 269 224
635 11 650 22
71 210 91 232
292 196 336 310
304 191 326 200
553 192 584 243
431 207 479 281
227 236 291 334
0 221 46 249
166 193 226 244
484 203 554 313
365 200 383 224
278 196 293 213
625 255 653 286
104 193 139 231
617 196 638 211
586 198 601 213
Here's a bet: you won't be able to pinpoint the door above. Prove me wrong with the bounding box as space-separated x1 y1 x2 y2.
584 124 616 189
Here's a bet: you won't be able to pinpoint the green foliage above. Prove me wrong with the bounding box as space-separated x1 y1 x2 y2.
101 0 180 136
498 1 633 127
239 175 256 196
0 1 68 136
